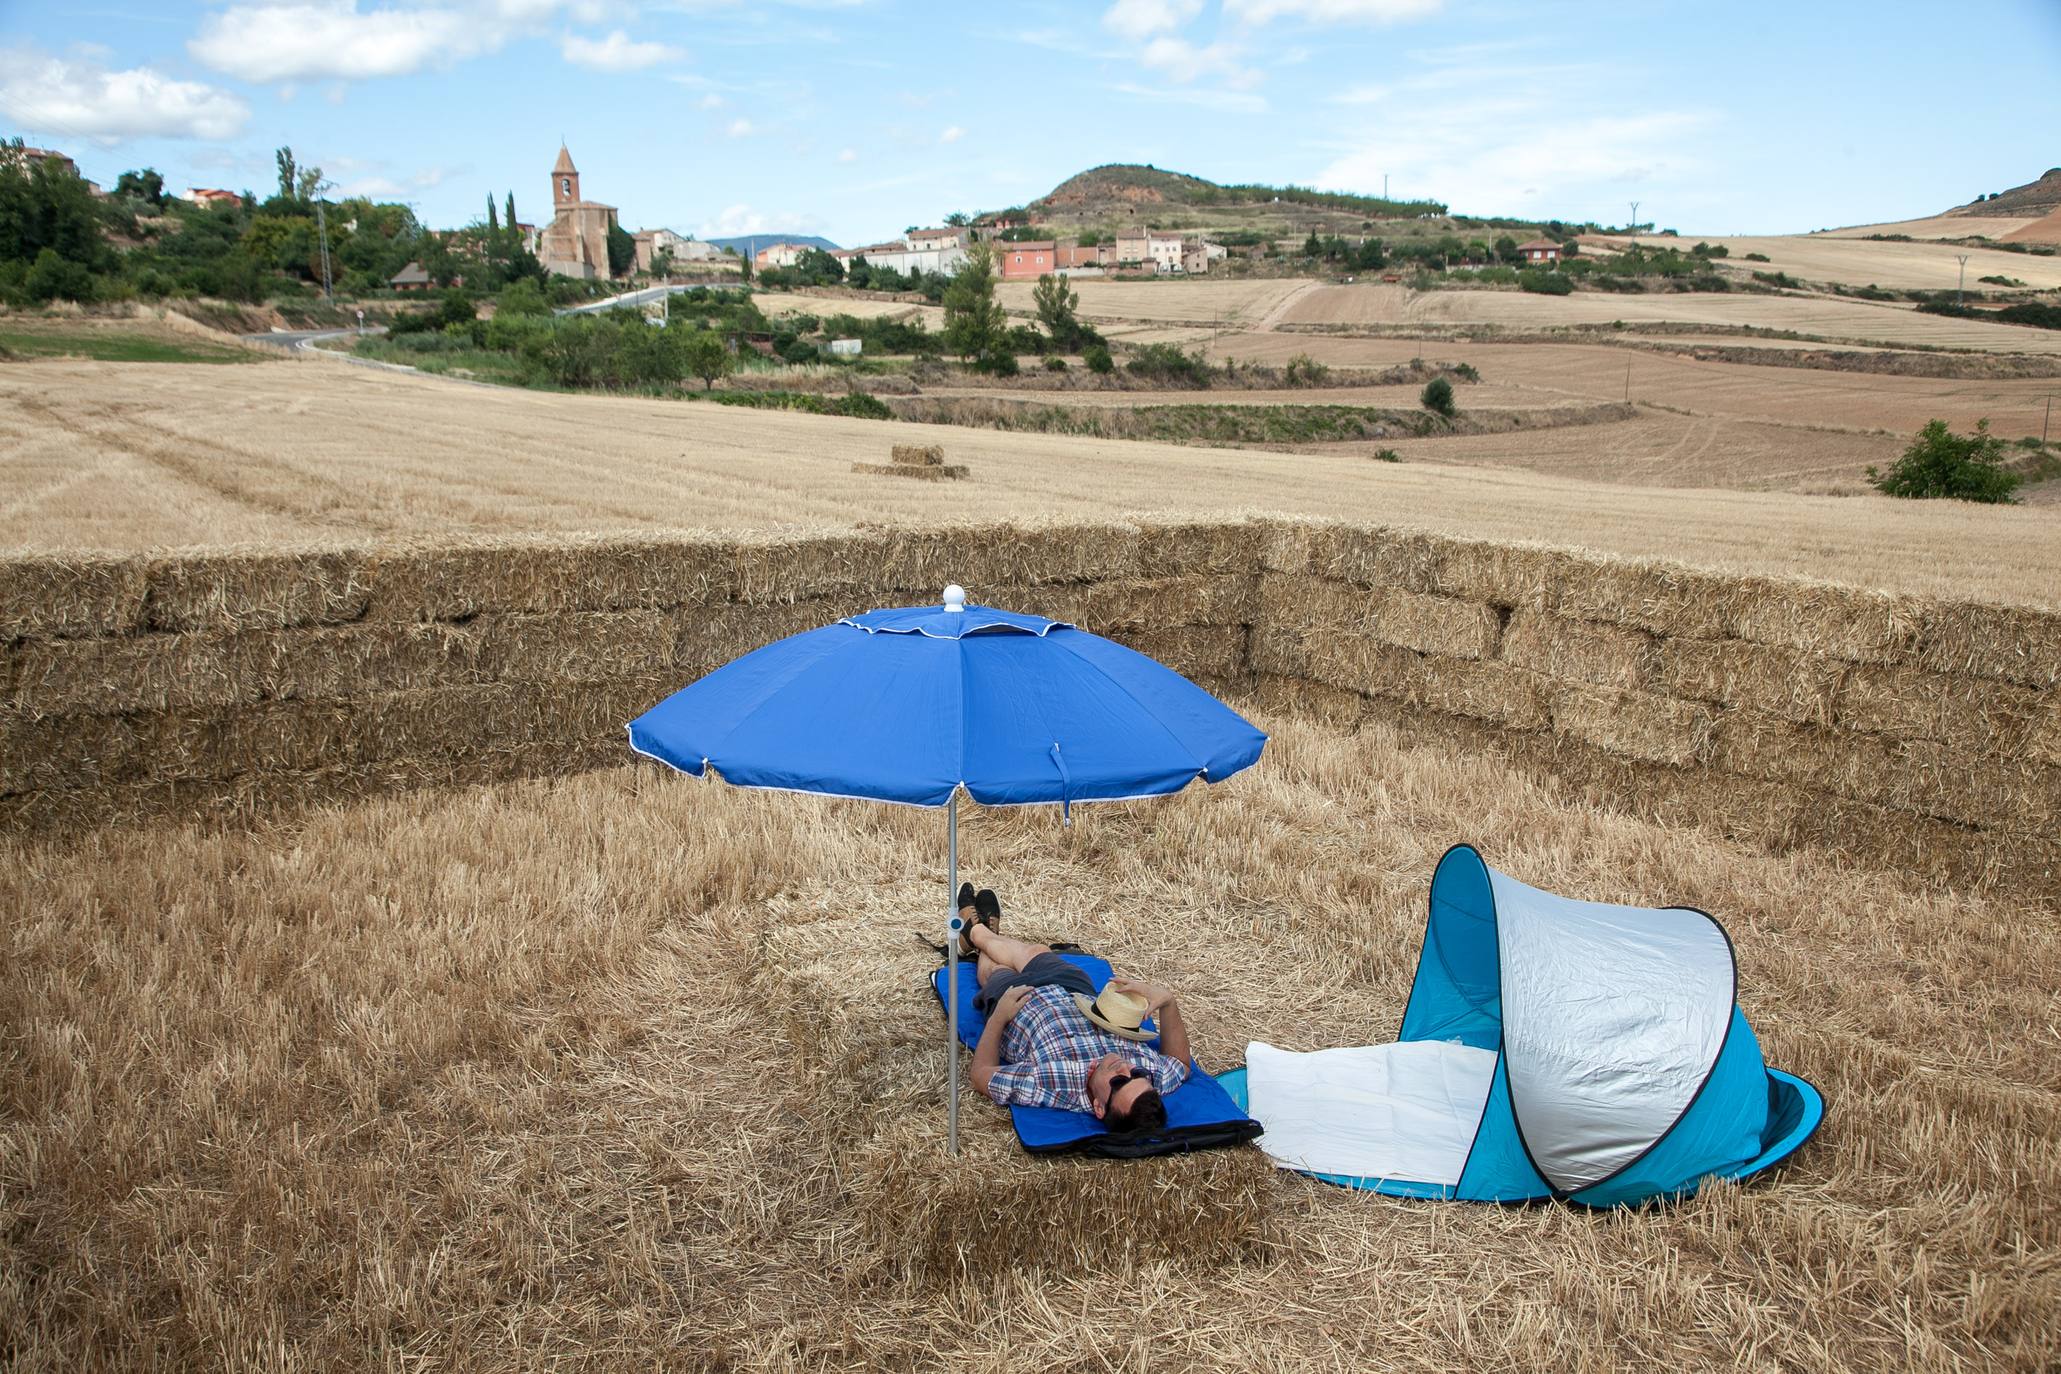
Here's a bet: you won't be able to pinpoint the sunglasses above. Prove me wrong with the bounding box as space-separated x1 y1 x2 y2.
1102 1067 1151 1098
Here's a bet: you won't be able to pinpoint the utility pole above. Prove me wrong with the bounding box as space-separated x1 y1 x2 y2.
313 178 336 305
1956 254 1970 307
1383 172 1389 202
1629 202 1640 238
1624 360 1631 403
2043 394 2052 448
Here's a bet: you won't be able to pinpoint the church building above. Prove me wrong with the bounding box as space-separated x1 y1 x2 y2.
537 145 620 280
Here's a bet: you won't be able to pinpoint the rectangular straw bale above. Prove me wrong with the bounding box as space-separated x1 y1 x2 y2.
468 609 678 687
1501 610 1652 690
366 535 734 622
1834 661 2049 754
1911 601 2061 688
2032 702 2061 770
1083 574 1258 633
1549 560 1741 640
144 548 373 634
927 522 1146 591
1247 672 1367 728
850 461 967 481
1258 574 1500 660
889 443 945 467
0 707 148 793
1426 537 1564 612
670 599 849 680
1653 637 1835 725
1709 712 2061 832
1300 524 1441 596
1550 685 1715 769
0 553 149 641
1727 582 1925 667
1256 519 1319 577
1132 519 1264 579
1304 635 1551 731
1115 625 1247 682
1246 623 1312 680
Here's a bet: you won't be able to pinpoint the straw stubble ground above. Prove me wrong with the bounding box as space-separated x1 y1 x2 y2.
2 708 2053 1371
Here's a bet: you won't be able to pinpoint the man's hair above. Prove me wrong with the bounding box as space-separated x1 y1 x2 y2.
1105 1085 1167 1136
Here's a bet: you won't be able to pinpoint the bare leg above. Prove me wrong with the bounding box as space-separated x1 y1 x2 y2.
968 922 1052 975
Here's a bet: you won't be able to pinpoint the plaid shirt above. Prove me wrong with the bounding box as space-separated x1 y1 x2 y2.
982 985 1189 1111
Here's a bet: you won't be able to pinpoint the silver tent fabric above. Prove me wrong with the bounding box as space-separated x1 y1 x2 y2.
1490 867 1735 1193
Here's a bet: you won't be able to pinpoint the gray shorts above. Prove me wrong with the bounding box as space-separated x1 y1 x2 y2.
974 951 1097 1016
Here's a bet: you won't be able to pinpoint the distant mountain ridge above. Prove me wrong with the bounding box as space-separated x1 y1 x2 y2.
703 234 841 255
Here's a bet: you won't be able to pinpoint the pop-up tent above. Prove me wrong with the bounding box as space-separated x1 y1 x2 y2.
1227 845 1822 1206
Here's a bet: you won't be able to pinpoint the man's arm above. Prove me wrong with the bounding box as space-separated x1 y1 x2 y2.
969 985 1031 1096
1112 978 1190 1065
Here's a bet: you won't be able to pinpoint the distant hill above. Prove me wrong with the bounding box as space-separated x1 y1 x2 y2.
703 234 841 255
988 163 1459 241
1953 169 2061 218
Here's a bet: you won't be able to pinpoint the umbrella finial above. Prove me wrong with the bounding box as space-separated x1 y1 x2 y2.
942 584 966 614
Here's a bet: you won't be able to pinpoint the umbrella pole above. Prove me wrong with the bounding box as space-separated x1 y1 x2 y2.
946 792 960 1155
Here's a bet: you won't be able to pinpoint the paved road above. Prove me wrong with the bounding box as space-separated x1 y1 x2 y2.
556 284 699 316
243 327 382 351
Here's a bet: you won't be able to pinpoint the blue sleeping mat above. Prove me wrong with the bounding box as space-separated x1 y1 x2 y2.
931 952 1262 1159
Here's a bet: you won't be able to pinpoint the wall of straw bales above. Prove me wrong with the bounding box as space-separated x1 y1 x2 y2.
5 519 2056 895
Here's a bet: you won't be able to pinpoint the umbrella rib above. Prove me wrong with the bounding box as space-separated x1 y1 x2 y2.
1045 633 1211 778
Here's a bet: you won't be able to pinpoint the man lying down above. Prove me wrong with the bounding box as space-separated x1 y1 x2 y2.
958 883 1189 1135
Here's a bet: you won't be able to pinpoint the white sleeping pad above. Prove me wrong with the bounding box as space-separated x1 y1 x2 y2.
1245 1039 1498 1186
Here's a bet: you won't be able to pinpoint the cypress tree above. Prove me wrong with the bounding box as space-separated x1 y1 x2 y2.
487 195 499 232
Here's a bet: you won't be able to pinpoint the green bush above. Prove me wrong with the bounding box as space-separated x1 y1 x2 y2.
1044 355 1068 372
1517 268 1571 296
1283 353 1331 387
780 338 818 364
1421 376 1456 417
1742 252 1770 262
1370 448 1401 463
1083 344 1114 374
973 348 1019 377
1868 419 2021 503
1752 270 1801 289
1453 362 1481 382
1125 342 1212 388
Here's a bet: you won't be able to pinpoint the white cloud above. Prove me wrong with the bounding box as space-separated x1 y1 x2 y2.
189 1 594 82
1139 35 1256 86
699 91 724 108
1315 92 1710 218
0 43 250 141
939 125 964 144
561 29 682 70
336 174 407 197
697 203 824 238
726 117 755 136
1227 0 1443 22
836 147 857 163
1102 0 1202 40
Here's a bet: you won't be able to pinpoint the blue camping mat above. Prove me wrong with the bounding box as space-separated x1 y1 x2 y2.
930 952 1262 1159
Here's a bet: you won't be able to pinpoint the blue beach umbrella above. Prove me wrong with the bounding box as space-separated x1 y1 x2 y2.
628 585 1268 1152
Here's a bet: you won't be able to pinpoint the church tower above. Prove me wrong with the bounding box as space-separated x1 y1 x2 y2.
552 144 579 208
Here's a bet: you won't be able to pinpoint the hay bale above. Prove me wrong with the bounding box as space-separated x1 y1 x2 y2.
850 462 969 481
1270 629 1550 732
1082 575 1259 633
364 535 735 623
0 553 149 641
143 548 373 634
1726 582 1924 669
1834 662 2048 755
1550 686 1714 769
1548 561 1743 640
1652 638 1836 726
1246 672 1367 729
1115 626 1247 683
890 442 943 469
1132 520 1266 580
1502 610 1652 691
888 443 945 467
1912 602 2061 689
1259 576 1500 661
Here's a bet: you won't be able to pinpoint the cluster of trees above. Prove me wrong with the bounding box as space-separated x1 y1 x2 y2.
934 247 1105 374
753 247 953 301
0 139 585 309
1869 420 2023 503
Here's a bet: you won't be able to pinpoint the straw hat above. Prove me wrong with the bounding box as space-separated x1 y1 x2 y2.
1072 986 1155 1042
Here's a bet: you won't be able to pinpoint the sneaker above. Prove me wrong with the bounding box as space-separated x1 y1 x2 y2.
975 888 1002 932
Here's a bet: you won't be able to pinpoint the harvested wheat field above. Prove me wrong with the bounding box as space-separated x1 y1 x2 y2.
997 277 1311 326
755 293 946 329
1212 332 2061 438
1312 411 1901 492
1587 233 2061 292
5 357 2059 607
3 705 2054 1370
1278 284 2061 355
1819 213 2043 241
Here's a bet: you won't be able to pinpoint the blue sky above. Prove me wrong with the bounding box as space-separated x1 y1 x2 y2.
2 0 2056 244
